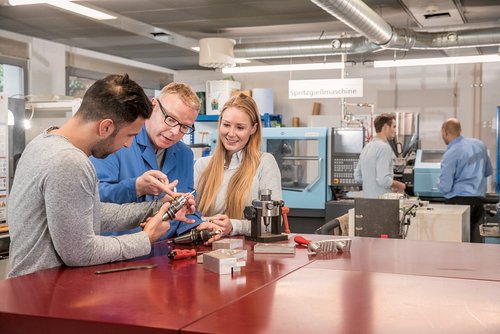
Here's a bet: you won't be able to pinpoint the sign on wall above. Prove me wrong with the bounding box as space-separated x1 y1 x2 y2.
289 78 363 99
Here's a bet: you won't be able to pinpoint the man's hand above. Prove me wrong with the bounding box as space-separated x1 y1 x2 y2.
392 180 406 192
170 193 196 223
141 202 172 243
136 170 177 198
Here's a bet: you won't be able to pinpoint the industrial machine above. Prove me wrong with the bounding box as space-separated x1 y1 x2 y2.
244 189 288 243
329 127 365 198
413 149 445 198
262 127 330 210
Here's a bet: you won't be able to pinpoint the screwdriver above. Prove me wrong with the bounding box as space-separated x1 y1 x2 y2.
167 249 204 260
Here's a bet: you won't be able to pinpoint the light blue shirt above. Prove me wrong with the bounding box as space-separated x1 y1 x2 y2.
438 135 493 199
90 126 202 239
354 137 395 198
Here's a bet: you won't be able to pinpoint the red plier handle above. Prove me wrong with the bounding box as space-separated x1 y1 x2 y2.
294 235 311 247
167 249 198 260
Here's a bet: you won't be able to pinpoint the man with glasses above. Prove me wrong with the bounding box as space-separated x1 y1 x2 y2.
91 82 207 239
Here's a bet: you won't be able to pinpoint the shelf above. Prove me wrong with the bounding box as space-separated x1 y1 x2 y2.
196 113 282 127
192 113 282 145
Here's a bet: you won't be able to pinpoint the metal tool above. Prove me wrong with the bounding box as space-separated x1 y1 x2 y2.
162 190 195 221
95 264 158 275
294 235 351 254
167 249 204 260
244 189 288 243
169 228 221 245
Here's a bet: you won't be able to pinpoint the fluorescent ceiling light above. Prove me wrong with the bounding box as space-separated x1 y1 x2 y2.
222 62 345 74
9 0 46 4
9 0 116 20
234 58 251 64
374 54 500 68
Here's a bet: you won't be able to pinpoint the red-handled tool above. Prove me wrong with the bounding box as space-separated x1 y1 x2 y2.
282 205 291 234
167 249 203 260
294 235 311 247
294 235 352 254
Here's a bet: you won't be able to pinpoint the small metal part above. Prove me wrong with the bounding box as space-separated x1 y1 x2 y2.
95 264 158 274
307 238 352 254
162 190 195 221
212 238 244 250
254 243 296 254
203 249 247 275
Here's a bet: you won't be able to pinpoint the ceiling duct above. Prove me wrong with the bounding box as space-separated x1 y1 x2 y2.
203 0 500 67
310 0 500 51
234 37 381 59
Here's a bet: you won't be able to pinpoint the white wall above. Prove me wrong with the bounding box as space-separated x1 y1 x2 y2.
177 62 500 191
2 28 498 187
177 63 500 150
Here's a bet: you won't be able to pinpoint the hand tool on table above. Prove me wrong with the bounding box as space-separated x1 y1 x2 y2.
95 264 158 274
294 235 351 254
168 228 221 245
162 190 195 221
167 249 205 260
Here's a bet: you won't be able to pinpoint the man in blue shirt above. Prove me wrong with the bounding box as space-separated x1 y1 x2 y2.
354 113 406 198
438 118 493 243
91 82 206 239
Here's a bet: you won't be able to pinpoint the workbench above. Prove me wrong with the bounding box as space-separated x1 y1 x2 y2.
0 235 499 333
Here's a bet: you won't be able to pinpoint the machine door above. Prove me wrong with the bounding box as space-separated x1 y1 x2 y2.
263 127 329 210
267 138 321 192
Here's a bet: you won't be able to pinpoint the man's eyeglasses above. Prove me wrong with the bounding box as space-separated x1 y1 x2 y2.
156 98 195 135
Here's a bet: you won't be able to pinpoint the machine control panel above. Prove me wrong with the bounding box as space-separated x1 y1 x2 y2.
332 154 360 186
330 127 365 188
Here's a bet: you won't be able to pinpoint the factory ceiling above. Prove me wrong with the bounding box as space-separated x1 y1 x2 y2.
0 0 500 71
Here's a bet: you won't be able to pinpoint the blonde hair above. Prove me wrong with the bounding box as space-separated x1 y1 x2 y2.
196 93 262 218
159 82 200 111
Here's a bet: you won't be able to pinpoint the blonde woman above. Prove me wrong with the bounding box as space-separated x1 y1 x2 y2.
195 93 282 236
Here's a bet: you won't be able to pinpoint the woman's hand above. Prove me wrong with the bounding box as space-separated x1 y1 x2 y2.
209 214 232 236
196 221 223 245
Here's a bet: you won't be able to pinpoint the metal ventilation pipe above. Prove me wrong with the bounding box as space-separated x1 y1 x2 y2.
413 28 500 49
229 0 500 61
234 37 381 59
310 0 393 46
310 0 500 51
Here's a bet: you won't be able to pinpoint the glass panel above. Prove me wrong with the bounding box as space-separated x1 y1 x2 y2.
0 63 25 97
68 74 156 99
266 139 319 191
68 75 95 97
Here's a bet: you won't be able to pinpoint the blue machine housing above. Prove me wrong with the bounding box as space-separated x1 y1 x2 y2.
413 149 444 198
262 127 330 209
